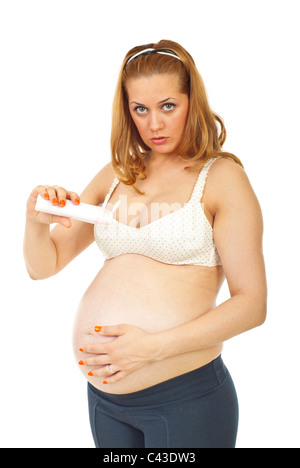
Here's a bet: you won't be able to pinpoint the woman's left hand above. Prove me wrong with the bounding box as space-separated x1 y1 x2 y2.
79 324 160 384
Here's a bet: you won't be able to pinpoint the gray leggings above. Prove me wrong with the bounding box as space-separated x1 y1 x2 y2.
88 355 239 448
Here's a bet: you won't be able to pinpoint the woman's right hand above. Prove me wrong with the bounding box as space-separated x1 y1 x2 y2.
26 185 80 228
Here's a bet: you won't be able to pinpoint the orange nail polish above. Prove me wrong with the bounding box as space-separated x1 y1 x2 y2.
88 372 94 377
52 197 58 205
59 200 66 207
94 326 102 333
79 348 84 353
103 381 108 384
44 193 49 199
75 198 80 205
78 360 84 366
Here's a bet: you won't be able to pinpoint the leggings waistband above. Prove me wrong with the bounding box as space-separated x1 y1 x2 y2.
88 355 228 408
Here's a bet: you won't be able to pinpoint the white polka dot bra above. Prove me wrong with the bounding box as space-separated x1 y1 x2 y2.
94 157 222 267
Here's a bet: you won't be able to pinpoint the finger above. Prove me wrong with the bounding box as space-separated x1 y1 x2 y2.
81 343 108 354
95 324 127 337
102 371 127 385
27 186 48 215
84 354 110 366
88 365 120 379
87 367 109 378
44 186 59 205
67 191 80 205
35 185 50 200
51 215 72 228
52 185 68 207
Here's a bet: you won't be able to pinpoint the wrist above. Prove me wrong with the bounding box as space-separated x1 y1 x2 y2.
24 216 56 280
25 215 50 233
150 329 179 362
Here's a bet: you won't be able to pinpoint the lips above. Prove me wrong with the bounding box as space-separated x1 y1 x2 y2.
151 137 169 145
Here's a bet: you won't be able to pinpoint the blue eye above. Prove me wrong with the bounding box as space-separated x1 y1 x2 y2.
135 106 148 114
162 103 176 111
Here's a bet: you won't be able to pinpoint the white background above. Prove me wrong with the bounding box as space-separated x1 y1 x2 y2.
1 0 299 448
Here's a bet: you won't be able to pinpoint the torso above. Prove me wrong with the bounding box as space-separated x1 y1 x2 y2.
72 159 225 394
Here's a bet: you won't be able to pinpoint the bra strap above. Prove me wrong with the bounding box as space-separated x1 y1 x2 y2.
102 177 120 209
191 157 221 201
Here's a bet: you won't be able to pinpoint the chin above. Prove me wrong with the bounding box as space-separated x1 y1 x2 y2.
149 143 178 156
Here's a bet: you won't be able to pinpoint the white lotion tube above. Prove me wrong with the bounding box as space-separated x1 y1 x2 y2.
35 195 119 225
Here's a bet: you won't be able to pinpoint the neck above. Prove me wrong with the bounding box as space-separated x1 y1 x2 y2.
143 154 192 182
146 151 182 171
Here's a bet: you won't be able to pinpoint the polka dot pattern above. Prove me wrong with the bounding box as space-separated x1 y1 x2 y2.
94 158 222 267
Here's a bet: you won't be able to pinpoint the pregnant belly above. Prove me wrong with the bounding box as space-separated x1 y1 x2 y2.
72 255 223 394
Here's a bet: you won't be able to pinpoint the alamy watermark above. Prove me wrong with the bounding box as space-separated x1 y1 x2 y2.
97 195 207 240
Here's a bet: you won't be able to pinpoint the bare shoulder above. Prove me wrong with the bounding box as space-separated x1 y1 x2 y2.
80 161 116 205
205 157 259 215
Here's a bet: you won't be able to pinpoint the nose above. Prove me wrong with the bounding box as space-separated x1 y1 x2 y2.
149 111 164 132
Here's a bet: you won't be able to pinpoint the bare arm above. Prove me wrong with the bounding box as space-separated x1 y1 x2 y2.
155 158 267 358
23 162 114 280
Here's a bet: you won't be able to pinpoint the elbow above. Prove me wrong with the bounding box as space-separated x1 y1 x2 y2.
27 271 46 281
242 283 268 329
253 298 267 328
25 265 55 281
24 263 41 281
257 307 267 327
236 292 267 331
28 273 39 281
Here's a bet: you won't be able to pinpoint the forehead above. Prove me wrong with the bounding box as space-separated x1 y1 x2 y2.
126 74 182 101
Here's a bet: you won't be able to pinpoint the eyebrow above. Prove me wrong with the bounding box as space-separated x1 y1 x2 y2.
130 97 177 106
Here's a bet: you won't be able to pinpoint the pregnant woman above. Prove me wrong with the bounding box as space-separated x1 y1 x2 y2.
24 40 267 448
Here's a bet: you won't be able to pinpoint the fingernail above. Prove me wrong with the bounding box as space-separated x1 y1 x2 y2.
79 348 84 353
94 326 102 333
44 193 49 199
75 198 80 205
103 381 108 385
59 200 66 207
52 197 58 205
78 360 84 366
88 372 94 377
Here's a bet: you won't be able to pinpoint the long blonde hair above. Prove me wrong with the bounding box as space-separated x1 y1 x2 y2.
111 39 243 193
